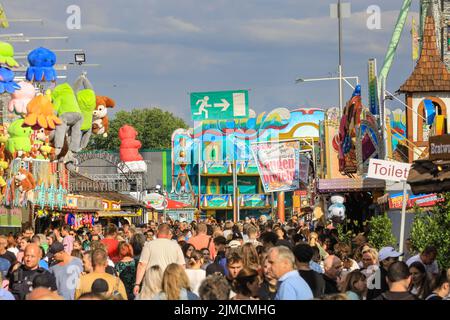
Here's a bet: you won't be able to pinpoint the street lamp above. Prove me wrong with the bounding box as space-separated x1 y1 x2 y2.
296 75 360 90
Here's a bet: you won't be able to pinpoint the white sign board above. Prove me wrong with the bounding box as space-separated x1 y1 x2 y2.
367 159 411 182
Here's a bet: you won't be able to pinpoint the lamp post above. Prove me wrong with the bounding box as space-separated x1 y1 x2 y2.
296 76 359 90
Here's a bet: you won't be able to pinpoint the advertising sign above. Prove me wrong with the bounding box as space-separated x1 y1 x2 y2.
429 134 450 161
251 140 300 193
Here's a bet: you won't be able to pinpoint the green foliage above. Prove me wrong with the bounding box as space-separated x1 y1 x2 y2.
336 223 353 246
410 193 450 270
367 213 397 251
87 108 188 151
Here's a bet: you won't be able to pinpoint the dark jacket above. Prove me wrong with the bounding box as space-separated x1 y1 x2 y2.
299 269 325 298
366 265 389 300
322 274 339 295
9 265 57 300
373 291 418 300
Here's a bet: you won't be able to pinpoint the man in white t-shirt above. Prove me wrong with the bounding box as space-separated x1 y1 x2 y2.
133 224 185 296
406 246 439 275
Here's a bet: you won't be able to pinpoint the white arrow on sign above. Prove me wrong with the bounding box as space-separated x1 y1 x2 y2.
214 99 230 111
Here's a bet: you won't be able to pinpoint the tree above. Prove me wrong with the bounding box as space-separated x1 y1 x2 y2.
367 213 397 251
87 108 188 151
410 193 450 270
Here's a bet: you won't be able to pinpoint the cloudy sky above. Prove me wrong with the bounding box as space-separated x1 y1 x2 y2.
4 0 421 125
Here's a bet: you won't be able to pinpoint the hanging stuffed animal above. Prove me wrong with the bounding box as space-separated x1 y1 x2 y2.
51 83 83 157
73 73 97 150
5 119 32 159
0 41 19 68
0 145 9 199
23 95 62 130
26 47 57 82
29 128 48 160
13 167 36 192
327 194 346 222
8 81 36 115
0 67 20 94
92 96 115 137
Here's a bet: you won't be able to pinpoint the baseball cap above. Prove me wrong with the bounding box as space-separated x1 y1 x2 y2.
47 242 65 259
378 246 403 261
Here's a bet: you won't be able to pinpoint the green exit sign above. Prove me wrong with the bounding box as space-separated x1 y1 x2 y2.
190 90 249 121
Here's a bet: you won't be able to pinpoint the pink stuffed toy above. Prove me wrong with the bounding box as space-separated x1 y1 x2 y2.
8 81 36 114
119 125 144 162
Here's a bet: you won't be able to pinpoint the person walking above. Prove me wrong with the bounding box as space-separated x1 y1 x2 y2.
48 242 83 300
267 246 313 300
373 261 417 300
134 224 185 296
152 263 199 300
75 248 127 300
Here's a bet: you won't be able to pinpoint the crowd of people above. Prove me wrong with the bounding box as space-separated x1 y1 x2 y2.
0 215 449 301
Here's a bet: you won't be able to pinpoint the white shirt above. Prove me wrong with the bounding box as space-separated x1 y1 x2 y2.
406 254 439 274
139 238 185 273
185 268 206 296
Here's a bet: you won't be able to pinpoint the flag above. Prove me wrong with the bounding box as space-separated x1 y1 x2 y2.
412 16 419 61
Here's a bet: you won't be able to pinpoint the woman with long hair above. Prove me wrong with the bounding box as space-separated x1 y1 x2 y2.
232 267 261 300
114 242 136 300
182 243 195 265
185 250 206 296
241 243 261 273
136 265 163 300
153 263 199 300
409 261 432 299
341 270 367 300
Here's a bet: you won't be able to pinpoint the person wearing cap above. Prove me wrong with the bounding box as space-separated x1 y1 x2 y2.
9 243 56 300
48 242 83 300
366 246 402 300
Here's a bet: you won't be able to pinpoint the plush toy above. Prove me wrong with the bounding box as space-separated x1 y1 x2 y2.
327 194 346 222
26 47 57 82
0 145 8 198
24 95 62 130
14 168 36 192
40 138 55 160
118 125 147 173
92 96 115 137
51 83 83 156
29 128 48 160
77 89 96 149
119 125 143 162
0 41 19 68
0 67 20 93
8 81 36 115
5 119 32 158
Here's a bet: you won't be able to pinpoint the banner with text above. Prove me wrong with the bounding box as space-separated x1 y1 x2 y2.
251 141 300 193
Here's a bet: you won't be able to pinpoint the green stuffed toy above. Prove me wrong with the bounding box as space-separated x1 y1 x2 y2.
77 88 96 149
51 83 83 156
6 119 33 158
0 41 19 68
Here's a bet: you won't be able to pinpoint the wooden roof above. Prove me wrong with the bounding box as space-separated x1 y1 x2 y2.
399 10 450 93
76 191 142 207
